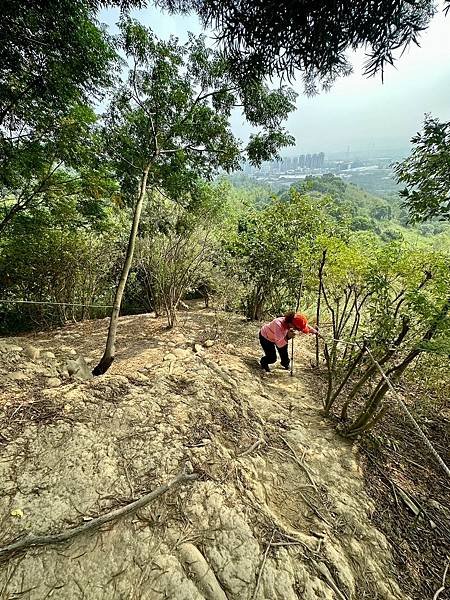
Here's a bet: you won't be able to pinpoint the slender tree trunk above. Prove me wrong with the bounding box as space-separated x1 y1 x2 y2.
345 296 450 436
93 167 150 376
290 276 303 377
342 290 370 362
344 315 410 404
315 250 327 367
346 348 421 435
322 343 366 416
247 284 264 320
323 341 335 412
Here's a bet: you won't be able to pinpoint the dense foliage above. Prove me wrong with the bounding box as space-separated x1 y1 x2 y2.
395 116 450 222
156 0 441 89
0 2 448 425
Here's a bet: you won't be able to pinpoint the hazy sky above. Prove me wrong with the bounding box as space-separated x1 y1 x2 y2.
99 5 450 158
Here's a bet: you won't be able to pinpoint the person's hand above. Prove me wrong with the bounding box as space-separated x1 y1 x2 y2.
286 329 296 340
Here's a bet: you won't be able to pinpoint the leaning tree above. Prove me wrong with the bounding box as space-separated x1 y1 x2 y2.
93 20 296 374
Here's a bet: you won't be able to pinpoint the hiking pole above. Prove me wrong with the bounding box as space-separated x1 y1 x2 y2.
290 334 295 377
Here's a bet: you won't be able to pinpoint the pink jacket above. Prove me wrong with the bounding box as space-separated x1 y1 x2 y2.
260 317 289 348
261 315 315 348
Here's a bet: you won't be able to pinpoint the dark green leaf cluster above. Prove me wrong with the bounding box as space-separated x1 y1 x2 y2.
155 0 440 88
394 116 450 222
0 1 125 236
0 1 117 132
0 104 117 235
221 189 343 316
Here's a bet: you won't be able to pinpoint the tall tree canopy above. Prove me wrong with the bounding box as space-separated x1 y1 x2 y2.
395 116 450 222
93 20 296 374
155 0 445 89
105 21 296 199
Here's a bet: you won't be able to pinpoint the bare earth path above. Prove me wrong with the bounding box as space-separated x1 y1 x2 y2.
0 306 409 599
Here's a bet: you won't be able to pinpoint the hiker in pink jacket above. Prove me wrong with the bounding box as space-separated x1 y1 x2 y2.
259 311 319 372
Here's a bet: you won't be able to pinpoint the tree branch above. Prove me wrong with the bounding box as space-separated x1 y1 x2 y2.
165 85 236 140
131 59 158 153
0 471 197 558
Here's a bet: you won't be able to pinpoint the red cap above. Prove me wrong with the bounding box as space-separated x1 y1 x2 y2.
292 313 309 333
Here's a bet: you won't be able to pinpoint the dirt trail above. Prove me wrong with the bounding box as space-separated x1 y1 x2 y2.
0 307 408 599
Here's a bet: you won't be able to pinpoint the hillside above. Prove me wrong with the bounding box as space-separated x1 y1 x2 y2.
0 306 413 600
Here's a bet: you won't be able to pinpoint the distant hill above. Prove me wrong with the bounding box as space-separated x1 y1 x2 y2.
288 175 450 248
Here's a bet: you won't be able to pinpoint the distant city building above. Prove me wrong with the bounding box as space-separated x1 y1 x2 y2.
241 150 326 177
236 151 398 197
318 152 325 168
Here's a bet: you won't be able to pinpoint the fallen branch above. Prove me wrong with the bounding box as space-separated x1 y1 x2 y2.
396 486 421 517
269 541 306 547
298 491 332 527
0 471 198 558
267 444 316 490
237 438 264 458
316 561 348 600
199 356 237 389
252 530 275 600
274 530 312 551
394 483 437 530
433 559 449 600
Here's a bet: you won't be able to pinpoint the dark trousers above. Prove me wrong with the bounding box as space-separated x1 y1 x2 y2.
259 332 290 371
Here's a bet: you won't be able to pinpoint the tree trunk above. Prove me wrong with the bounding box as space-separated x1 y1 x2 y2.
345 296 450 436
290 276 303 376
93 167 150 376
247 285 264 320
324 343 366 416
344 315 410 405
345 348 421 435
323 341 335 412
315 250 327 367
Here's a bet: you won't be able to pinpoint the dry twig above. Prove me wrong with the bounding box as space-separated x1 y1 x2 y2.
237 438 264 458
433 559 449 600
252 530 275 600
316 561 348 600
273 436 318 491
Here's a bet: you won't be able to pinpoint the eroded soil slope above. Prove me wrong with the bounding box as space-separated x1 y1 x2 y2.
0 307 408 599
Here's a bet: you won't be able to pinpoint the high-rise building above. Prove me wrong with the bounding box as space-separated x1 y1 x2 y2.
318 152 325 168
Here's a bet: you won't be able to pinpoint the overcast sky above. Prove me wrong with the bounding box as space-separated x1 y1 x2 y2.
99 5 450 159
